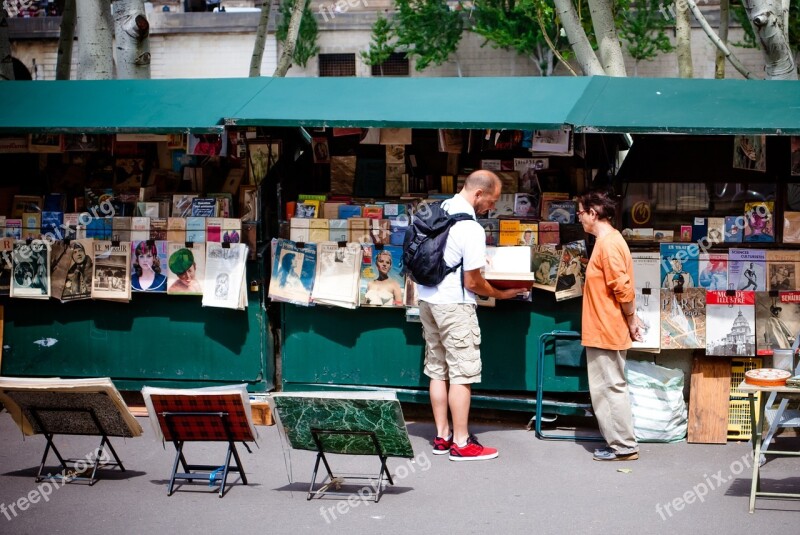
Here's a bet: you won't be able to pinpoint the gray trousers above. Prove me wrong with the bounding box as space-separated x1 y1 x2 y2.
586 347 638 454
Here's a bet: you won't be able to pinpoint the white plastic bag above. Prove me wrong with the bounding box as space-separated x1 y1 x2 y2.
625 360 687 443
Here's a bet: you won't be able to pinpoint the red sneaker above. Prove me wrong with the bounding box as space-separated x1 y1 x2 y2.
432 434 453 455
449 435 498 461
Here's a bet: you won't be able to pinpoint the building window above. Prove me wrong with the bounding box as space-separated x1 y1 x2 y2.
319 54 356 77
371 53 410 77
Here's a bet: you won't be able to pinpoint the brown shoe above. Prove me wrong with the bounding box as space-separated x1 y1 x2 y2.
593 450 639 461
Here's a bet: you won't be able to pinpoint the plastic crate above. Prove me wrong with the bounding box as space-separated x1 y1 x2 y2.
730 357 763 399
728 357 762 441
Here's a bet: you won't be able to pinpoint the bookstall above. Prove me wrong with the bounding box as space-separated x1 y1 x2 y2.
1 77 800 425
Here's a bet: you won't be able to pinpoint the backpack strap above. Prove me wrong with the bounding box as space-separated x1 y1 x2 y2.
446 212 474 299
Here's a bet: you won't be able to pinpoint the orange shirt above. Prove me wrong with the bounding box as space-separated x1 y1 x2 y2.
581 230 636 350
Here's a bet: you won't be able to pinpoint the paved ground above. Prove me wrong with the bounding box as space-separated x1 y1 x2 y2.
1 405 798 535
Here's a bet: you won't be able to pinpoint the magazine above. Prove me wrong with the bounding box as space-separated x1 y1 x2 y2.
10 241 50 299
632 252 661 290
531 249 559 292
631 287 661 351
705 290 756 356
166 242 206 296
659 243 699 290
311 241 363 309
697 253 728 291
50 239 94 302
555 240 587 302
268 239 316 306
0 238 13 296
202 242 249 310
359 245 405 307
92 241 131 302
130 240 168 293
729 248 766 291
755 291 800 356
660 288 705 349
766 250 800 291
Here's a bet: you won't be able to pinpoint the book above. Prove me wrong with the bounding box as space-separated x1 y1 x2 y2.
131 217 149 242
167 217 186 243
359 245 405 307
660 288 705 349
744 201 775 242
513 192 539 218
363 205 383 220
338 204 363 219
186 217 206 243
85 217 112 240
166 242 205 296
631 287 661 351
311 242 363 309
191 198 217 218
368 219 391 245
172 194 197 218
555 240 588 302
0 237 13 296
349 217 370 244
50 239 94 302
659 243 699 290
268 239 316 306
3 219 21 240
205 217 223 243
308 218 329 244
329 219 349 243
91 240 132 302
706 217 725 245
499 219 537 246
547 200 576 224
724 215 744 243
784 212 800 244
136 201 159 218
208 193 233 218
531 249 559 292
488 194 515 219
149 217 167 241
653 230 674 242
12 195 43 218
41 211 63 239
222 218 242 244
513 158 547 194
10 241 50 299
632 252 661 290
697 253 728 291
729 248 766 291
705 290 756 356
691 217 707 243
289 218 310 243
21 212 41 240
766 250 800 291
477 218 499 246
756 291 800 355
112 217 132 243
202 242 249 310
539 192 570 221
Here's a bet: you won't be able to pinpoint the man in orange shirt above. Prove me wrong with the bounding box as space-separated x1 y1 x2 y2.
576 190 643 461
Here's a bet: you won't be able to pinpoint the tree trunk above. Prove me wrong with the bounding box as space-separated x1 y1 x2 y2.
715 0 729 79
250 0 273 77
273 0 304 77
114 0 151 79
56 0 77 80
76 0 114 80
587 0 627 76
0 8 13 81
686 0 755 79
742 0 797 80
675 0 693 78
553 0 604 75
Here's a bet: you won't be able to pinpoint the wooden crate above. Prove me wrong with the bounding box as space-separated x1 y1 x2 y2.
250 401 274 426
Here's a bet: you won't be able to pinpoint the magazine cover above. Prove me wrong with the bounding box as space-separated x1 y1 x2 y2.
268 239 316 306
10 241 50 299
729 248 766 291
784 212 800 244
359 245 404 307
92 241 131 302
477 218 499 246
659 243 699 290
706 217 725 245
166 242 206 295
547 200 576 224
744 201 775 242
661 288 706 349
724 215 744 243
732 135 766 171
631 287 661 351
0 238 13 296
705 290 756 356
50 239 94 302
130 240 168 293
532 249 559 292
766 250 800 291
755 292 800 355
555 240 587 302
632 252 660 290
697 253 728 291
202 243 248 309
312 241 362 308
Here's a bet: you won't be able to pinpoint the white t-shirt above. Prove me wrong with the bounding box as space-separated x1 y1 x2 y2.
417 194 486 305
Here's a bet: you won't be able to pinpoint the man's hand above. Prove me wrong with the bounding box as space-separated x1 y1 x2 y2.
496 287 529 300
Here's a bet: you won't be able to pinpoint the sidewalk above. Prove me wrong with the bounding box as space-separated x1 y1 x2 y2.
1 406 798 534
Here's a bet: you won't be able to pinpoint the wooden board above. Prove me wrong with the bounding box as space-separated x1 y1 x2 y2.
688 355 731 443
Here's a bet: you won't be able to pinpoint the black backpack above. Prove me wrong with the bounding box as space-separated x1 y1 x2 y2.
403 201 474 287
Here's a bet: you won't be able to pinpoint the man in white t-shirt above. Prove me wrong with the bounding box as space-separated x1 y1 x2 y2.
418 170 527 461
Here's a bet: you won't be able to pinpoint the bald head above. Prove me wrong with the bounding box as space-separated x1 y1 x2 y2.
463 170 501 193
460 170 502 215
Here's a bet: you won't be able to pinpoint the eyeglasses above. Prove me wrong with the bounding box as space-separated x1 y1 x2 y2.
577 209 588 218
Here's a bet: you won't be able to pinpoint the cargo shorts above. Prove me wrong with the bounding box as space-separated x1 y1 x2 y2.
419 301 482 384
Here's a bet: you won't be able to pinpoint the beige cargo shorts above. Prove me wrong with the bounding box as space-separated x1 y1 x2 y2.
419 301 482 384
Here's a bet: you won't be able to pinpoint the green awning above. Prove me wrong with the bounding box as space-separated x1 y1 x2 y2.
569 77 800 135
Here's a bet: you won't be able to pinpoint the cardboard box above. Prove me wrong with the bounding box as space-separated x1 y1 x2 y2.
250 401 274 426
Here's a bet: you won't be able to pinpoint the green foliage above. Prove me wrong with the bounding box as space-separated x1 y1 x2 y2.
617 0 674 63
276 0 320 68
361 16 397 70
393 0 464 71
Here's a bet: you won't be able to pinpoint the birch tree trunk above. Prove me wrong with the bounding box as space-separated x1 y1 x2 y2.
56 0 77 80
587 0 627 76
273 0 304 77
553 0 605 75
686 0 755 79
76 0 114 79
114 0 151 79
742 0 797 80
0 8 13 81
675 0 693 78
250 0 273 77
715 0 729 78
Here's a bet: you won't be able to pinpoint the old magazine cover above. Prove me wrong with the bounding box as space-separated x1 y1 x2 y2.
660 288 706 349
532 249 559 292
312 241 362 309
92 241 131 302
631 287 661 351
166 242 206 296
705 290 755 356
755 291 800 356
268 239 316 306
555 240 587 302
766 250 800 291
729 248 766 291
0 237 13 296
202 242 248 309
50 239 94 302
697 253 728 291
359 245 405 307
11 241 50 299
130 240 168 293
659 243 699 290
